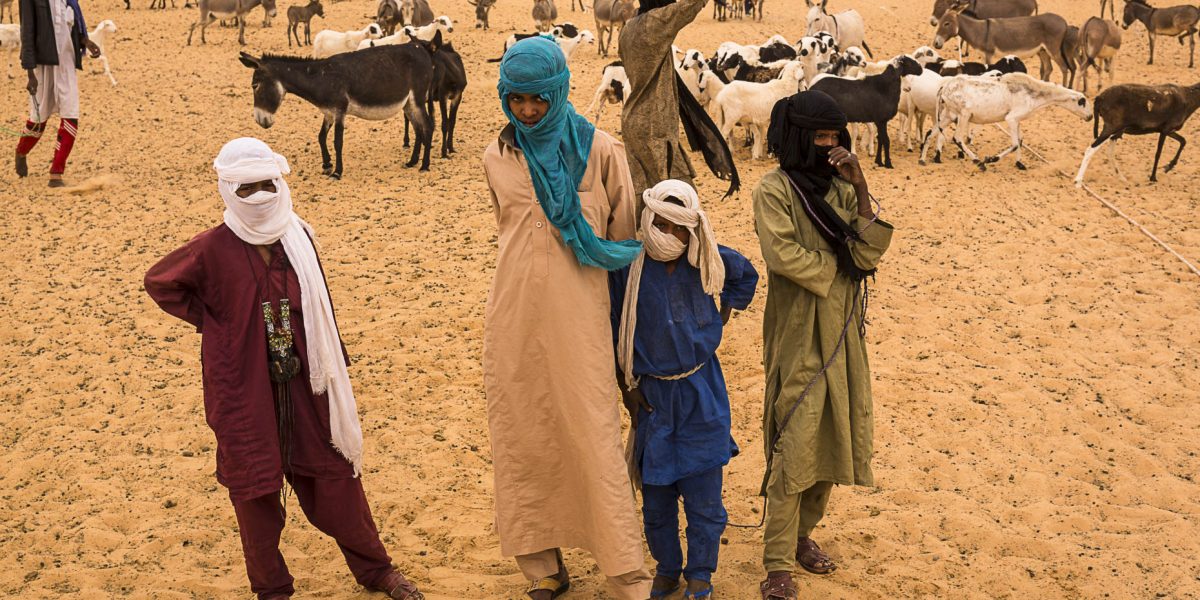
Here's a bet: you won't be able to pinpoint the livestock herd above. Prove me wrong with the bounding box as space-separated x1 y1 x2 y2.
1 0 1198 187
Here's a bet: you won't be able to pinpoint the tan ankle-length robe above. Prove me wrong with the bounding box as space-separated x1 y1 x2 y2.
481 125 646 577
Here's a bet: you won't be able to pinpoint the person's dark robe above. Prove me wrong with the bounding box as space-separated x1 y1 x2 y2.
145 225 354 502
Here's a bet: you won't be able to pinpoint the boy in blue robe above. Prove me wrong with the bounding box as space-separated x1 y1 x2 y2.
610 179 759 599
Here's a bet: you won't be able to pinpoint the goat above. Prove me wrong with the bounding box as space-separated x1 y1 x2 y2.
187 0 278 45
810 55 924 168
586 61 630 122
1075 82 1200 184
1076 17 1121 93
312 23 383 58
805 0 874 58
922 72 1092 170
287 0 323 47
0 23 18 79
1122 0 1199 67
88 20 118 87
712 61 806 159
488 23 593 62
593 0 634 57
533 0 559 32
467 0 496 30
933 1 1070 85
404 15 453 41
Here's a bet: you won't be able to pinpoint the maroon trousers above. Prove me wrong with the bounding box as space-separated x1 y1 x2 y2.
231 474 395 599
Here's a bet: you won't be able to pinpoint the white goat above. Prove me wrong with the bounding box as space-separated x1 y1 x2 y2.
0 23 18 79
86 20 118 86
403 15 452 41
712 61 806 159
921 72 1093 169
313 23 383 58
899 69 947 151
586 62 631 122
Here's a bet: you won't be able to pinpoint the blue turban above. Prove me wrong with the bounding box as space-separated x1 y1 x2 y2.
497 36 642 271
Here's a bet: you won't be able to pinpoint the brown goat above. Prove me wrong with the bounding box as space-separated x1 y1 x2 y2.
1122 0 1200 67
1075 82 1200 184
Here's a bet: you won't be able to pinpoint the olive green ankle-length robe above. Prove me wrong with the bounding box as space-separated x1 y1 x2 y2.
618 0 707 197
752 169 894 496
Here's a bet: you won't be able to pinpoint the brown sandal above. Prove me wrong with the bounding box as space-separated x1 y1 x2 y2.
796 537 836 575
370 570 425 600
760 571 797 600
526 551 570 600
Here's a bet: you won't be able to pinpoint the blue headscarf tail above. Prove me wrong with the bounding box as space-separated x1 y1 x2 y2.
497 37 642 270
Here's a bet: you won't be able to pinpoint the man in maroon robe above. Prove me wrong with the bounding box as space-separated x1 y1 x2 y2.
144 138 423 600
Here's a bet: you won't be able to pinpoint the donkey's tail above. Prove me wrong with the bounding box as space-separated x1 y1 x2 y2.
486 56 502 63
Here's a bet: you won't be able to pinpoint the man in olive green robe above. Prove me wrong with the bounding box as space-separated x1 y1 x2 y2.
752 92 893 600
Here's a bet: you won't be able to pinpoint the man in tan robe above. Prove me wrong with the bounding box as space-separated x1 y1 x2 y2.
482 37 652 600
619 0 737 200
752 92 893 600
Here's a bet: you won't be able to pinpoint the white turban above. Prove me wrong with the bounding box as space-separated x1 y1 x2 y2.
215 137 364 476
617 179 725 390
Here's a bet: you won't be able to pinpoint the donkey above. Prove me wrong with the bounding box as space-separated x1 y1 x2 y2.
287 0 323 46
187 0 278 45
1076 83 1200 184
406 0 435 26
1121 0 1200 67
572 0 587 11
238 40 437 177
805 0 874 58
377 0 403 35
921 72 1092 170
1100 0 1115 20
929 0 1038 26
592 0 634 57
1 0 14 21
533 0 558 32
467 0 496 29
933 1 1071 86
1076 17 1121 92
404 40 467 158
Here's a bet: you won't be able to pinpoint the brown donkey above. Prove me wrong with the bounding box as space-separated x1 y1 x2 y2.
933 0 1072 86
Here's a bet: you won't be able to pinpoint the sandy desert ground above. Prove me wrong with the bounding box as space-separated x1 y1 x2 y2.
1 0 1199 597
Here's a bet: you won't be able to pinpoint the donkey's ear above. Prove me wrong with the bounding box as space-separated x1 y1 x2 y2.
238 52 260 69
430 30 443 51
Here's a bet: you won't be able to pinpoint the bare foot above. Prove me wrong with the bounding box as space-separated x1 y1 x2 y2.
15 153 27 177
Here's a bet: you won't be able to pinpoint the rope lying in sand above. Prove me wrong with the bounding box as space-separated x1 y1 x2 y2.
993 124 1200 278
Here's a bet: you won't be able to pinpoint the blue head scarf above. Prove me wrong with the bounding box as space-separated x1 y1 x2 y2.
497 36 642 270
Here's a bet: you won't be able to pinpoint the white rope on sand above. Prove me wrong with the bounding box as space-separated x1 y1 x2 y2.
990 124 1200 278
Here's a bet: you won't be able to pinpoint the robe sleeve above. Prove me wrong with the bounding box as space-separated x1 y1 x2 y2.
752 173 838 298
483 157 502 222
636 0 708 52
849 209 894 272
144 241 207 332
608 266 631 350
717 246 758 311
600 135 638 242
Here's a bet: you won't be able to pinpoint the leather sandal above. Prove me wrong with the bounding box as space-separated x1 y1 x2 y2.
526 574 570 599
759 572 797 600
796 537 836 575
370 570 424 600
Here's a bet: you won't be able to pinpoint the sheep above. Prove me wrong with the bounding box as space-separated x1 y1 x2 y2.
1075 82 1200 185
87 20 119 87
711 61 806 159
675 47 707 100
696 66 728 108
810 55 924 168
357 29 408 48
922 72 1093 170
286 0 323 46
586 61 630 122
404 15 453 41
911 45 941 66
488 23 594 62
0 23 18 79
898 68 948 151
312 23 383 58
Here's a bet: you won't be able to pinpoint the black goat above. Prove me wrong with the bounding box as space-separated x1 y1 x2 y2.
1075 82 1200 184
925 55 1026 76
811 55 924 168
758 40 797 63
